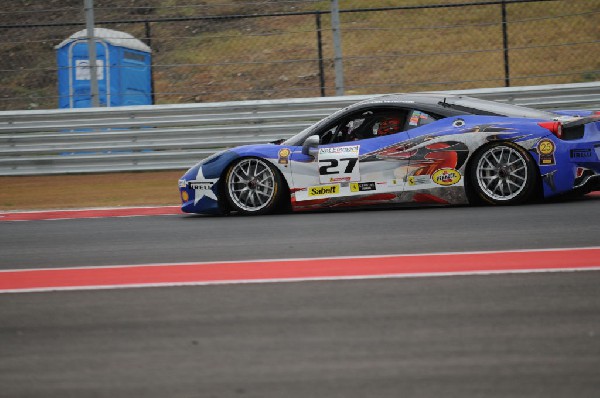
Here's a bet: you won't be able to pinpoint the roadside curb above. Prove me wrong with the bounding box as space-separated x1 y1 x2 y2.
1 247 599 293
0 206 182 222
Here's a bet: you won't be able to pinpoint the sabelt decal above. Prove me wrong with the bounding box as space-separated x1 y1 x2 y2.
350 182 376 192
537 139 556 165
308 184 340 197
431 168 461 186
278 148 291 165
188 181 214 190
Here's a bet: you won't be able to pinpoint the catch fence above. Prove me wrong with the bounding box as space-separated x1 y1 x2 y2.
0 0 598 110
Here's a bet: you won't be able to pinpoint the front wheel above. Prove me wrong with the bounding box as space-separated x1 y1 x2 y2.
469 142 538 205
224 157 282 215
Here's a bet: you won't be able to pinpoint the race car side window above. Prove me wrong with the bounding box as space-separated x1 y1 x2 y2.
319 115 368 144
320 109 408 144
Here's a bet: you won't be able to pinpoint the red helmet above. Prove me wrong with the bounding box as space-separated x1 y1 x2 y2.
376 117 402 136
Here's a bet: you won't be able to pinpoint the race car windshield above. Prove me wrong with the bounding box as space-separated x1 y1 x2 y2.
441 97 559 120
282 106 348 146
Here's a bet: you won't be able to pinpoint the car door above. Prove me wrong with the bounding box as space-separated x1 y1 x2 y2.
289 108 413 204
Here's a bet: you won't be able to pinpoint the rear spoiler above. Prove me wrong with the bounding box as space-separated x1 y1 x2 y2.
561 114 600 140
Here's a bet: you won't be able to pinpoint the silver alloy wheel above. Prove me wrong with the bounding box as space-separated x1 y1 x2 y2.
476 145 528 201
227 158 276 212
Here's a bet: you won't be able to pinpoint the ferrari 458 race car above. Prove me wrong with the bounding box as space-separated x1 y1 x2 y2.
178 93 600 215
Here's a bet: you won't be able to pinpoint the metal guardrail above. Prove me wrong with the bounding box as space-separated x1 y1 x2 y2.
1 81 599 176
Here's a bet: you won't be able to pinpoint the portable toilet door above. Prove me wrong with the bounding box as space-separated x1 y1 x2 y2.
118 48 152 106
68 39 111 108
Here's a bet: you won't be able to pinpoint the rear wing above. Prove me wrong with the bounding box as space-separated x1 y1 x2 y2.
562 114 600 140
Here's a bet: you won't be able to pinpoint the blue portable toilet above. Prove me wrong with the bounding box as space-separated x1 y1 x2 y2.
56 28 152 108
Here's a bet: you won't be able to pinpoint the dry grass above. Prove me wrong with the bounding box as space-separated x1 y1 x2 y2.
0 171 185 211
150 0 600 102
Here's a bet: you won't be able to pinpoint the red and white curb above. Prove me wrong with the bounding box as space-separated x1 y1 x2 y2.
1 247 599 293
0 205 182 222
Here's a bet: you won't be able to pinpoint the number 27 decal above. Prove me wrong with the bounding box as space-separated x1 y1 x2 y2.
319 158 358 175
317 145 360 183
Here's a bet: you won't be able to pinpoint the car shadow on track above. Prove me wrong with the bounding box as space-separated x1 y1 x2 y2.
178 191 599 219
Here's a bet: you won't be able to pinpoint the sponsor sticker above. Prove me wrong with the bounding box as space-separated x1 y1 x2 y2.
409 111 421 126
408 175 430 186
188 181 215 190
319 145 360 154
308 184 340 197
350 182 376 192
431 168 461 186
537 139 556 165
570 148 592 159
278 148 291 165
330 176 352 183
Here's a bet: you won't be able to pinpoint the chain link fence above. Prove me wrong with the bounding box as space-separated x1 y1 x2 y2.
0 0 598 110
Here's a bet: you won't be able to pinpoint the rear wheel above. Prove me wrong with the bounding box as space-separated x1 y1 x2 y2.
224 158 282 215
469 142 537 205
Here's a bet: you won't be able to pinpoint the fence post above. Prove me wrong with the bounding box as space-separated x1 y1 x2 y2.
331 0 345 96
501 0 511 87
84 0 100 107
144 21 156 105
315 12 326 97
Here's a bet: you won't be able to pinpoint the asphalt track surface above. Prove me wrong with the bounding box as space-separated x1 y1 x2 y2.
1 195 600 397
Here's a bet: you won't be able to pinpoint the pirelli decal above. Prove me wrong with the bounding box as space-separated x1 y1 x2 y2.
188 181 215 190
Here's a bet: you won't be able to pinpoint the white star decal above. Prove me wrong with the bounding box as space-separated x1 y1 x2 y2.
192 167 219 204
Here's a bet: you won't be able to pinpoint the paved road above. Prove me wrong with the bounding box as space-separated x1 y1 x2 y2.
1 196 599 270
2 272 600 398
1 196 599 397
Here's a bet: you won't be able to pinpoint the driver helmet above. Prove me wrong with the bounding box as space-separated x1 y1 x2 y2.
375 116 402 136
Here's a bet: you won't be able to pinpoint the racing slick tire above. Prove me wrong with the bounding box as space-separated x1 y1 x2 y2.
224 157 283 215
469 142 538 205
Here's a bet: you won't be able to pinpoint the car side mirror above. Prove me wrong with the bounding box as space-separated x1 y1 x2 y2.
302 135 320 157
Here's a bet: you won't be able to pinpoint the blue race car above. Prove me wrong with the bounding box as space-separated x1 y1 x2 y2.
178 93 600 215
